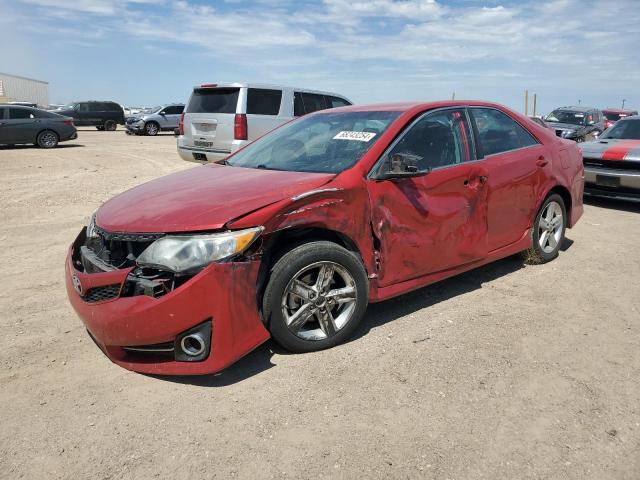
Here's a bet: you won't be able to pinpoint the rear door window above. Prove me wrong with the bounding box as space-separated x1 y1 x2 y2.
187 88 239 113
471 108 538 156
247 88 282 115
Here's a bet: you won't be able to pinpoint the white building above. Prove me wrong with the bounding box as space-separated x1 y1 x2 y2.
0 72 49 107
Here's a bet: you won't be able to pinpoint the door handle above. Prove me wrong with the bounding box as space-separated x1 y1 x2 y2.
536 156 548 167
464 175 489 187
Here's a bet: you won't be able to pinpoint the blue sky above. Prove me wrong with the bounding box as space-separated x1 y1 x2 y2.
2 0 640 114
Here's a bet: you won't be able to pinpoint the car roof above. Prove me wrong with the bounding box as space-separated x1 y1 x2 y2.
552 105 596 112
324 100 520 113
603 108 637 114
192 82 350 99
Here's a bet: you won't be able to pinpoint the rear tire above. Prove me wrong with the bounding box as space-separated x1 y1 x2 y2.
522 193 566 264
96 126 104 131
104 120 117 131
36 130 59 148
263 241 369 353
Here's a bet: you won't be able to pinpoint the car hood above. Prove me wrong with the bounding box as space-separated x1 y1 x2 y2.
96 165 335 233
580 138 640 161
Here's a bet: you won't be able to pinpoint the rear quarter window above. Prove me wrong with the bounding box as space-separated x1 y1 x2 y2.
327 96 351 108
187 88 239 114
247 88 282 115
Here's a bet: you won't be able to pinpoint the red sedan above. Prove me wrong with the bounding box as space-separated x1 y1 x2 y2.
65 101 584 375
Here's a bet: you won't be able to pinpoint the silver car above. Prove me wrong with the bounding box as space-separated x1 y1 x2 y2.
580 115 640 201
125 104 185 136
177 83 351 162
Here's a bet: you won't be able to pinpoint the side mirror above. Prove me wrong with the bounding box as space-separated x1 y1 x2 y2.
376 152 430 180
159 111 166 116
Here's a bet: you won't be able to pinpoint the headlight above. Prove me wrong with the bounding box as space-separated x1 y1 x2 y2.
136 227 264 273
561 130 575 138
86 211 98 239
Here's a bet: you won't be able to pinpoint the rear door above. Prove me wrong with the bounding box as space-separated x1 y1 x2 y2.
469 107 546 251
245 88 284 139
367 108 489 287
183 87 241 154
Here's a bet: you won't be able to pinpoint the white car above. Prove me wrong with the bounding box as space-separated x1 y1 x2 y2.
176 82 351 162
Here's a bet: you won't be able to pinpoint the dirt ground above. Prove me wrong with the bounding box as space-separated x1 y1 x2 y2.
0 128 639 480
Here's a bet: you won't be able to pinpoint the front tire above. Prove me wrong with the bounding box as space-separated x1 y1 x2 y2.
523 193 566 264
96 126 104 131
104 120 117 131
36 130 59 148
263 241 369 353
144 121 159 136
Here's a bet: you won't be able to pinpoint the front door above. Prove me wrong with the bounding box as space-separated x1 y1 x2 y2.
367 108 489 288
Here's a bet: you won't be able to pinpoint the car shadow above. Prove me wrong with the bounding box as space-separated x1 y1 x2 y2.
584 196 640 214
348 254 526 343
0 143 84 150
159 251 555 387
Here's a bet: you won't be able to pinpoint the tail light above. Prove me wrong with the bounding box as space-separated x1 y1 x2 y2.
64 120 74 127
234 113 247 140
178 112 185 136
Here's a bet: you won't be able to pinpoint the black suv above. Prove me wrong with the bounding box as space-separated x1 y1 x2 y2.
56 101 125 131
544 106 605 142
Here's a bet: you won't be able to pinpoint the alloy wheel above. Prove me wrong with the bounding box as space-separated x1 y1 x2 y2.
281 261 357 341
40 132 57 148
538 200 563 253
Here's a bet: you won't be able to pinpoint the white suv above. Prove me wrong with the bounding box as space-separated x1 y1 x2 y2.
176 83 352 162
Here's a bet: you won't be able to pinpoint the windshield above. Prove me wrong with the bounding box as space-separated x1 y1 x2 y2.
226 111 400 174
59 103 76 110
546 110 586 125
601 119 640 140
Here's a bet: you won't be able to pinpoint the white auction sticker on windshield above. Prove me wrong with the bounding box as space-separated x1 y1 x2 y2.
333 131 376 142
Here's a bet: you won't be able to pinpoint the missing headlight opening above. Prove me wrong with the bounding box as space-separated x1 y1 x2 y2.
78 226 193 299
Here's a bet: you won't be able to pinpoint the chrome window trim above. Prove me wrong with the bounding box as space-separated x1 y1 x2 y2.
468 105 542 155
367 106 477 179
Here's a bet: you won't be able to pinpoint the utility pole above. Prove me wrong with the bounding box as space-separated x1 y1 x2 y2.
452 91 455 100
524 90 529 116
622 99 626 109
533 93 537 117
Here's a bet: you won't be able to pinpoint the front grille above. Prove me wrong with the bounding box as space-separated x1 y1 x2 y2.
584 158 640 173
86 226 164 269
82 283 121 303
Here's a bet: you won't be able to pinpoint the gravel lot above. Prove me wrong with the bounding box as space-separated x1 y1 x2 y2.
0 129 639 479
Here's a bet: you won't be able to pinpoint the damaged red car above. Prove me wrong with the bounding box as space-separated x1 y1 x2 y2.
65 101 584 375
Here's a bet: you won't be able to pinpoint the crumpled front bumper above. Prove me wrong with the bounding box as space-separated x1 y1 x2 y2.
65 233 270 375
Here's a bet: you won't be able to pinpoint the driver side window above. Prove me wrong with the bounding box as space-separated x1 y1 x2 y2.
388 109 474 171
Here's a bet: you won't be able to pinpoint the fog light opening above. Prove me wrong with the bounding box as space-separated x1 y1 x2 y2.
180 333 205 356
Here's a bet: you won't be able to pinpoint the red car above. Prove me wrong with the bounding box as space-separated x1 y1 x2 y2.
603 109 638 130
65 101 584 375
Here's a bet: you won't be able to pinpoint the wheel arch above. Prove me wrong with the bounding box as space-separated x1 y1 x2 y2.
36 128 59 144
255 227 363 323
546 184 572 221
